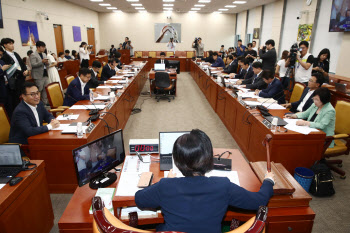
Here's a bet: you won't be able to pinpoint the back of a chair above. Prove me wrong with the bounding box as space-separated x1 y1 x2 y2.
334 100 350 135
186 51 194 58
0 104 10 143
289 83 305 103
166 51 174 57
149 51 156 58
46 82 64 108
66 75 75 85
135 51 142 58
155 72 171 89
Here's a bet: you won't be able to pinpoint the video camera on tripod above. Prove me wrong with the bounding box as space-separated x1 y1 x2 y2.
193 37 199 49
288 43 302 68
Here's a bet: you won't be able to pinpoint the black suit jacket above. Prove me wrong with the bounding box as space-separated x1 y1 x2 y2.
9 101 55 144
290 87 314 113
242 66 254 80
243 72 268 90
63 77 90 106
259 48 277 72
101 64 116 82
223 61 238 74
235 68 247 79
87 70 104 89
258 78 285 104
1 51 27 90
155 59 170 68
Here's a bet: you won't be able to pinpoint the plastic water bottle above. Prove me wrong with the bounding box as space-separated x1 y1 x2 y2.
109 91 115 103
89 89 94 102
76 122 83 138
271 117 278 133
217 76 221 84
125 77 129 87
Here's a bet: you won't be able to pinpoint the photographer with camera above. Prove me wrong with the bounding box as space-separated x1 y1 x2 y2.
286 41 314 86
125 40 134 57
259 39 277 72
236 39 246 57
79 42 92 68
192 37 204 57
167 38 176 53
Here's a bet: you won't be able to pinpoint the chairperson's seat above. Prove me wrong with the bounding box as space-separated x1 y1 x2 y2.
155 72 175 102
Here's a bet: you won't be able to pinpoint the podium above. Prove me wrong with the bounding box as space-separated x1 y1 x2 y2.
119 49 131 64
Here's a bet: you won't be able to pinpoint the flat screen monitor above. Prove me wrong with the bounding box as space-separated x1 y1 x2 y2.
72 129 125 187
154 63 166 71
329 0 350 32
159 131 190 155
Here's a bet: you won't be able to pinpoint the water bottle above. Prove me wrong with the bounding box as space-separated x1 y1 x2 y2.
109 91 115 103
125 77 129 87
76 122 83 138
238 94 242 101
89 89 94 102
217 76 221 84
271 117 278 133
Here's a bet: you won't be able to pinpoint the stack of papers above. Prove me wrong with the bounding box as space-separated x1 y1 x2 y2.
94 95 110 100
61 125 88 134
108 80 119 84
240 92 260 98
69 105 106 110
228 79 239 83
111 75 124 79
96 86 112 89
89 188 116 214
120 207 160 220
257 98 275 103
56 114 79 120
284 119 319 135
262 103 286 110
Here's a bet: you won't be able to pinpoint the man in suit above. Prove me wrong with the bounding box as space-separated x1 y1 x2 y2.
245 43 257 64
282 72 324 112
255 70 285 104
30 41 50 104
259 39 277 72
155 52 170 68
223 55 237 74
229 56 246 79
235 58 254 81
88 60 103 89
0 46 11 117
239 61 267 90
211 52 225 68
9 82 60 144
0 38 29 117
122 37 129 49
63 68 97 106
100 58 117 82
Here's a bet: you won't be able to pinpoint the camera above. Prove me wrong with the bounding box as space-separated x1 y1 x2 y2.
170 37 173 42
288 43 301 68
193 37 198 49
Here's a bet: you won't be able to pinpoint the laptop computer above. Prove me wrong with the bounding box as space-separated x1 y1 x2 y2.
335 83 347 94
0 144 24 183
159 131 190 171
154 63 166 71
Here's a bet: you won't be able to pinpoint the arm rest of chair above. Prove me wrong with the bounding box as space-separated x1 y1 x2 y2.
50 109 65 113
333 134 350 140
58 106 70 109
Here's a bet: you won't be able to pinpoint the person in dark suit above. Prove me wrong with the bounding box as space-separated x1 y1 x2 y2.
87 60 104 89
245 43 257 64
239 61 267 90
223 55 237 74
282 72 324 112
122 37 129 49
9 82 60 144
100 59 117 82
135 129 275 233
259 39 277 72
211 52 225 68
63 68 97 106
204 50 215 64
234 58 253 81
0 46 11 116
229 56 246 79
0 38 29 117
155 52 170 68
255 70 285 104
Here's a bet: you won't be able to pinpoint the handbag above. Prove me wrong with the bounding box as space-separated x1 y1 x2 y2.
309 162 335 197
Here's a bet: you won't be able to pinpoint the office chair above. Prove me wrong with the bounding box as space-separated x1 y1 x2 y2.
166 51 174 57
186 51 194 58
45 82 70 116
0 104 11 144
149 51 156 58
92 197 267 233
65 75 75 85
288 82 306 104
154 72 175 102
323 100 350 179
135 51 142 58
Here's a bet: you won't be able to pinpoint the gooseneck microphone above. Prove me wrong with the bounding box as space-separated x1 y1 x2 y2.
65 92 99 115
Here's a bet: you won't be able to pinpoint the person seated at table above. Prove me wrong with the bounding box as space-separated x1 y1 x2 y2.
87 60 104 89
211 52 225 68
236 62 267 90
72 50 79 60
113 51 123 69
9 82 60 144
64 50 73 60
223 55 238 74
255 70 285 104
232 58 253 81
117 43 123 51
100 58 117 82
63 68 97 106
313 48 330 83
285 87 335 147
204 50 215 64
229 56 245 79
57 52 67 62
282 72 324 113
155 52 170 68
135 129 275 233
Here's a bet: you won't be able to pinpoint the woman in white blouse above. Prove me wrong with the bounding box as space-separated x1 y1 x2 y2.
79 42 91 68
47 52 62 91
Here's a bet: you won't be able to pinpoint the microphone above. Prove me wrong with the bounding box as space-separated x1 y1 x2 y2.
73 85 101 115
65 92 99 115
257 89 285 112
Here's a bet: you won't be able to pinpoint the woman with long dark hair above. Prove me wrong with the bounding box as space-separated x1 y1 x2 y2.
313 48 330 83
79 42 91 68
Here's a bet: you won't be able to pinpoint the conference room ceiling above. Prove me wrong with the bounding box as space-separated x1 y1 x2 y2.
65 0 277 14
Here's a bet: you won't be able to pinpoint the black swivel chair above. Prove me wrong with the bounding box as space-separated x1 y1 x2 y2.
155 72 175 102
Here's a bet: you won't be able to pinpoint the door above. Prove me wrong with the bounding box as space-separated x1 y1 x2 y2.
87 28 96 54
53 24 64 55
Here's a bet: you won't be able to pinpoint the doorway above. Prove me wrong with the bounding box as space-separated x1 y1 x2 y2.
87 28 96 54
53 24 64 55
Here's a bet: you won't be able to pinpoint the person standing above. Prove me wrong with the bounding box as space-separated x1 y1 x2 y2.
245 43 257 64
47 51 62 91
0 46 11 116
313 48 330 83
192 37 204 57
236 39 246 57
122 37 129 49
30 41 50 105
167 38 176 53
125 40 134 57
259 39 277 72
79 42 91 68
252 41 258 52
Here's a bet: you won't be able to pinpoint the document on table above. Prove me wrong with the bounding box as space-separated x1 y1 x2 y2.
56 114 79 120
108 80 119 84
61 125 88 134
52 124 70 131
284 118 319 135
94 95 110 100
257 98 275 103
228 79 239 83
244 101 261 106
96 86 112 89
233 85 250 93
118 80 127 84
69 105 106 110
262 103 286 110
211 71 220 74
0 184 5 190
111 75 124 79
240 92 260 98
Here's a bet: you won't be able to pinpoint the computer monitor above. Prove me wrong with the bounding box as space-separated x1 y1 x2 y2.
72 129 125 188
159 131 190 155
154 63 166 71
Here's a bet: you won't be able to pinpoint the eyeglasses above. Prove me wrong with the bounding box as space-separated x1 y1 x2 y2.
308 79 316 83
25 91 40 97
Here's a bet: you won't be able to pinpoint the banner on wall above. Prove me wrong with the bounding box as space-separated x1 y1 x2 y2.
73 26 82 42
18 20 39 46
297 24 313 42
253 28 260 39
154 23 181 43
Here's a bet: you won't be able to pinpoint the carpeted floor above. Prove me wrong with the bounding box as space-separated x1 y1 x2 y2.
49 72 350 233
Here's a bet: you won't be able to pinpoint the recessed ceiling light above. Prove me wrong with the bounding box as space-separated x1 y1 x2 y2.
163 0 175 2
198 0 210 2
233 1 246 4
225 5 236 8
218 9 229 11
90 0 103 2
99 3 110 6
135 7 145 9
163 4 174 6
194 4 205 7
131 3 142 6
213 11 222 14
113 10 122 13
191 8 200 10
107 7 117 9
139 10 147 13
127 0 139 2
163 7 173 10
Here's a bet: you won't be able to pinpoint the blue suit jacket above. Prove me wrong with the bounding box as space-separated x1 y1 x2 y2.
259 78 285 104
100 64 116 82
63 77 90 106
290 87 314 113
9 101 55 144
211 57 225 68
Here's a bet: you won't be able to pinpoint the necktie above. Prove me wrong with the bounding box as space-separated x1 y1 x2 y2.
162 60 164 64
252 75 257 84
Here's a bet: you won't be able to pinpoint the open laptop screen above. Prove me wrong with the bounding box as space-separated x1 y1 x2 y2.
0 145 23 166
154 63 166 71
159 131 190 155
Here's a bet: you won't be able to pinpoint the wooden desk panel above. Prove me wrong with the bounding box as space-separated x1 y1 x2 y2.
0 160 54 233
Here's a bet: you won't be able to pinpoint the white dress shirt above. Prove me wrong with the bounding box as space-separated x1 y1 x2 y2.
79 47 91 61
24 101 52 130
6 50 21 70
79 77 87 95
297 90 314 112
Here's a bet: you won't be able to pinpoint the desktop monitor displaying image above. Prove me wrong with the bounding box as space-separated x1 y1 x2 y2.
72 129 125 187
